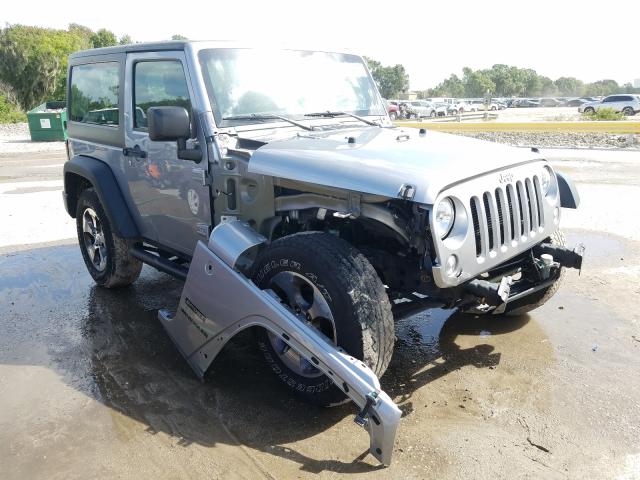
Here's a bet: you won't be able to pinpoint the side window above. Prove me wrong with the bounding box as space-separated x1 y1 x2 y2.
70 62 120 126
134 61 191 129
604 96 617 103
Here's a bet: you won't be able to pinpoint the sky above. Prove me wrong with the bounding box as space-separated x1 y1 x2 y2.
3 0 639 90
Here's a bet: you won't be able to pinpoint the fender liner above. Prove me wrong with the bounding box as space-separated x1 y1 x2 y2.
63 155 140 238
556 171 580 209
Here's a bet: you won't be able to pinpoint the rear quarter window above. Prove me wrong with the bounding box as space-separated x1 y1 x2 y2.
70 62 120 126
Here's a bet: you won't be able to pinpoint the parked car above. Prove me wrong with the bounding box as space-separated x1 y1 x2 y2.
563 98 588 107
579 96 599 103
578 95 640 116
62 41 583 465
384 99 399 120
539 98 563 107
513 99 541 108
407 100 437 118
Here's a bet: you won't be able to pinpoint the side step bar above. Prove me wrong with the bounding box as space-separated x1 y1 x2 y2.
156 221 402 466
130 246 188 281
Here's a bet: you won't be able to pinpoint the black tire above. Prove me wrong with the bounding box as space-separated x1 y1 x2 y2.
76 188 142 288
389 112 397 120
252 232 395 406
430 110 436 118
583 107 595 114
622 107 634 116
500 231 566 316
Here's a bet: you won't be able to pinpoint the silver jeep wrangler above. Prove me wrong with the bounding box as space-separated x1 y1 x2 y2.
63 41 582 462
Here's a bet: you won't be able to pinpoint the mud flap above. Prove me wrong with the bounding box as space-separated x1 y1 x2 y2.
158 221 402 465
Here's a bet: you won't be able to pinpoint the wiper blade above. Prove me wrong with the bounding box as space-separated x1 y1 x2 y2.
304 111 380 127
222 114 313 131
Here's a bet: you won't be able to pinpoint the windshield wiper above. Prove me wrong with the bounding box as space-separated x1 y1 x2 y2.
304 111 380 127
222 114 313 131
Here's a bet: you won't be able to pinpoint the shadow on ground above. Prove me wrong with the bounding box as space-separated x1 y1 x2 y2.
0 244 531 474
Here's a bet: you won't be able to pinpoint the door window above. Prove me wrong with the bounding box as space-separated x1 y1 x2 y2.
70 62 120 126
133 61 191 129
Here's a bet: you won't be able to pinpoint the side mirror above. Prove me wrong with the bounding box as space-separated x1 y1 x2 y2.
147 106 201 162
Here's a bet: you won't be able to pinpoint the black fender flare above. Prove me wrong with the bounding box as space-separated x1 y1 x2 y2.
555 171 580 209
63 155 140 238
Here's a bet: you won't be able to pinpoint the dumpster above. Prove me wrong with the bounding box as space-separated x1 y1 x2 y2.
27 101 67 141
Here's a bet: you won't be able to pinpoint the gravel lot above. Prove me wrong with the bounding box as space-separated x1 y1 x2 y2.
1 146 640 479
0 123 65 154
453 131 640 150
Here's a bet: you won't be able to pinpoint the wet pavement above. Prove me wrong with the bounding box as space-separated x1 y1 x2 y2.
1 149 640 479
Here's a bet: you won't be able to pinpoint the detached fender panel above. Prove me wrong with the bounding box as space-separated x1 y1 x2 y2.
63 155 139 238
158 221 402 465
556 171 580 209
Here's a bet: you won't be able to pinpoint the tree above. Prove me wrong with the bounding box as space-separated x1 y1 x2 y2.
583 79 620 96
119 34 133 45
428 74 465 97
554 76 584 96
90 28 118 48
0 25 87 108
171 34 188 40
364 57 410 98
462 67 495 97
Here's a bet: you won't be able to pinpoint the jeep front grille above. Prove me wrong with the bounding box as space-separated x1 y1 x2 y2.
430 161 559 288
469 175 544 258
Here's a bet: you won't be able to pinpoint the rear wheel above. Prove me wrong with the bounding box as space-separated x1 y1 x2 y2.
622 107 634 116
389 112 397 120
252 232 395 406
76 188 142 288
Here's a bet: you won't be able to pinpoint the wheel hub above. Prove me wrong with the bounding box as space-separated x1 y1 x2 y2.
82 207 107 272
266 271 337 378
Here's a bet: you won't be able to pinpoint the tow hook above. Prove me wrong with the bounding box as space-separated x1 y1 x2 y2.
534 242 585 273
465 276 513 305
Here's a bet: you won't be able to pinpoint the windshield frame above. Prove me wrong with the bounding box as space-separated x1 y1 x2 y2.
198 47 386 129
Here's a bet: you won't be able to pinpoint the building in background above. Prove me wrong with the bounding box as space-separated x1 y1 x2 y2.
634 79 640 88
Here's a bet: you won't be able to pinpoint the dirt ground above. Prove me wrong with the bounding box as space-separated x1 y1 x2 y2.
1 147 639 479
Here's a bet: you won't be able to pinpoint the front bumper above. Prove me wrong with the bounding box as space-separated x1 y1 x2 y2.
463 241 585 312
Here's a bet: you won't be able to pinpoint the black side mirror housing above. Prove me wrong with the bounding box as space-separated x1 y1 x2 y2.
147 106 201 162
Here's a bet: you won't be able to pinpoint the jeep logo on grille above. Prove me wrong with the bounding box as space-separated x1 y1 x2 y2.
498 172 514 184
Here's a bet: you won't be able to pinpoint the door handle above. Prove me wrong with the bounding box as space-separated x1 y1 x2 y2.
123 145 147 159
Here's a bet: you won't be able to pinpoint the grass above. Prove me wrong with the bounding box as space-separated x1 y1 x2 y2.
396 121 640 134
581 107 626 121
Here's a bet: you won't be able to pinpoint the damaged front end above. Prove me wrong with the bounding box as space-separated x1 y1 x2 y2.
158 220 402 465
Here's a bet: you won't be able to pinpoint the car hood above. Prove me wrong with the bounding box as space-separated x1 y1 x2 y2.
248 126 543 205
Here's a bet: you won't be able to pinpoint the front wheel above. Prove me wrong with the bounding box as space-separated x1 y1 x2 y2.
389 112 397 120
252 232 395 406
583 107 595 114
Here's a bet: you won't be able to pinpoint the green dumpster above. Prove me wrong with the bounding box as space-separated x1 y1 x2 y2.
27 101 68 142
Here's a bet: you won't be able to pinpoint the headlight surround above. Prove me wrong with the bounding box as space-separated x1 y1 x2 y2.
434 197 455 239
541 166 552 195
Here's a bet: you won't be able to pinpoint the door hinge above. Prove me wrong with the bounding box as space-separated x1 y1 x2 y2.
192 167 212 187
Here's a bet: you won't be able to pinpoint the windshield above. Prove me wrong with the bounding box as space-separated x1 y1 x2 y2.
198 48 385 127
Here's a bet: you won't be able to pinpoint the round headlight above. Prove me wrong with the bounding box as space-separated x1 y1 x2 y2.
434 197 455 239
541 166 552 195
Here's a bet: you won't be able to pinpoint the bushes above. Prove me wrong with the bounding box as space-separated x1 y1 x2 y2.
0 93 26 124
582 107 626 121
